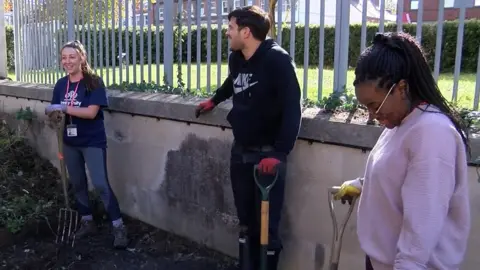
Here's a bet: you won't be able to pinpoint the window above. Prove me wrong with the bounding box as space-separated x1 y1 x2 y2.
475 0 480 6
135 14 141 25
444 0 454 8
158 8 164 19
410 0 418 10
221 0 243 14
280 1 290 12
222 1 229 14
411 0 456 10
145 14 150 25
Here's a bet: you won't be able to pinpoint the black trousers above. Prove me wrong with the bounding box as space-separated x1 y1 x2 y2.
366 256 374 270
230 143 286 270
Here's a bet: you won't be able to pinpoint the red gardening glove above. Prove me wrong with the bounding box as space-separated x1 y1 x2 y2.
195 99 215 118
258 158 281 175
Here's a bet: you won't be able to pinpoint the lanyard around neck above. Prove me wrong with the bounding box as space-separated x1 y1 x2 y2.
65 79 81 124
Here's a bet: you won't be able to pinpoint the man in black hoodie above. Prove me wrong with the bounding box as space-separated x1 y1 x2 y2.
195 5 301 270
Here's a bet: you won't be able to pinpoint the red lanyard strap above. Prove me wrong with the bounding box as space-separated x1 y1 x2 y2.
65 79 81 124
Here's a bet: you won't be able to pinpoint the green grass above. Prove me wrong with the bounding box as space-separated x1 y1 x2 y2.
10 63 479 109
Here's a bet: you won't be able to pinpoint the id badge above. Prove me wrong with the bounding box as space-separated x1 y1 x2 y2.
66 124 78 137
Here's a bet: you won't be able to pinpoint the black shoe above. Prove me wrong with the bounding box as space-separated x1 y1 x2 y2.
112 224 129 249
267 248 282 270
75 219 97 239
238 228 251 270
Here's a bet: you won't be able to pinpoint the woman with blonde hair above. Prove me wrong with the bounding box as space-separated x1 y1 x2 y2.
45 40 128 249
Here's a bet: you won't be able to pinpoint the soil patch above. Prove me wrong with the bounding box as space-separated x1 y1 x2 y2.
0 216 237 270
0 122 237 270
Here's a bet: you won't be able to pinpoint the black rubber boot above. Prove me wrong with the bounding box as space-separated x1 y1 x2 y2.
248 237 260 270
238 229 251 270
267 248 282 270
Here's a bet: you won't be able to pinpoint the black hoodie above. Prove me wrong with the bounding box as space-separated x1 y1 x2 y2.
211 39 302 161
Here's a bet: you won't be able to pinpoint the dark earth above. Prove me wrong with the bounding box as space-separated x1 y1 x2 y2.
0 216 238 270
0 122 237 270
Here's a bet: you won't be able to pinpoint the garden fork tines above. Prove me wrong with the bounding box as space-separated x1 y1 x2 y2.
51 111 79 247
56 207 79 247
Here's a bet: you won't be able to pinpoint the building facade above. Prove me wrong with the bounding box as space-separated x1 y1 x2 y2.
404 0 480 22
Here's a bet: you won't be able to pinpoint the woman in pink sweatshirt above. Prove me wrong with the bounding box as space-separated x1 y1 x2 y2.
335 32 471 270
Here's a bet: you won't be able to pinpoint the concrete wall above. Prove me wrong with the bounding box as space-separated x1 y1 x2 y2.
1 81 480 270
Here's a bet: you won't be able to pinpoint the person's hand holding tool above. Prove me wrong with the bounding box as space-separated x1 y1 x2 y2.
333 178 362 204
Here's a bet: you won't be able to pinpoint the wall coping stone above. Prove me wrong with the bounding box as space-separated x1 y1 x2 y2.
1 81 480 165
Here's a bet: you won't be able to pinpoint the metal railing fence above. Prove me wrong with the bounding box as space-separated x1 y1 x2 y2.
9 0 480 109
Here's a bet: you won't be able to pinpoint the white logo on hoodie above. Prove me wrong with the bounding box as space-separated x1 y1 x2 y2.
233 73 258 94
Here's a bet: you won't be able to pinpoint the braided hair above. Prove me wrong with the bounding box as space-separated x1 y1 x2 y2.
353 32 470 154
61 40 102 91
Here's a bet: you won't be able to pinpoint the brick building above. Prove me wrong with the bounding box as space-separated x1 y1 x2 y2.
138 0 396 26
404 0 480 22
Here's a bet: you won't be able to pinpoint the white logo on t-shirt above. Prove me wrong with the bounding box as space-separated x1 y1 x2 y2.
61 90 82 107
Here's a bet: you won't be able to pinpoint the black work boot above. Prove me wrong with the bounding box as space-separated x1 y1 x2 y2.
238 228 251 270
75 219 97 238
267 248 282 270
248 240 260 270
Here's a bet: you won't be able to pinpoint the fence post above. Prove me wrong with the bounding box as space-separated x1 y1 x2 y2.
333 0 350 92
67 0 75 41
163 0 174 86
0 0 8 78
396 0 404 31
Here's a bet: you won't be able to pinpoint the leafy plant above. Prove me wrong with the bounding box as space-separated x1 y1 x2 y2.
15 106 35 121
318 90 359 113
0 123 61 234
0 195 54 233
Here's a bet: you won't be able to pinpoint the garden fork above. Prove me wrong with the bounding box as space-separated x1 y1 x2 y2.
328 186 358 270
51 111 79 247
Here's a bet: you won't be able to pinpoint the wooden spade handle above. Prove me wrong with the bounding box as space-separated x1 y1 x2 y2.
260 200 269 245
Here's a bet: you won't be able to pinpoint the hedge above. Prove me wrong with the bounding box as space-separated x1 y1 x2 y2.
5 19 480 74
5 26 15 72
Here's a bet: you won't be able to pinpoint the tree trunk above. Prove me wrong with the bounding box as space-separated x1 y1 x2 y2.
268 0 278 39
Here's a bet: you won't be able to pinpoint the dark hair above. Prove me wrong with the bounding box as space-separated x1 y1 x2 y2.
227 5 270 41
61 40 102 91
353 32 470 154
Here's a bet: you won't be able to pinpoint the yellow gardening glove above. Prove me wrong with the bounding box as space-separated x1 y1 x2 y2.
333 178 362 204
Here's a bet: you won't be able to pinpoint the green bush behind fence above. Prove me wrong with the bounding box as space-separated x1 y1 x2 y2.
5 19 480 75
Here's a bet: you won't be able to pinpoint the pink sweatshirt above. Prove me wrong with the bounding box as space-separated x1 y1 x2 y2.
357 105 471 270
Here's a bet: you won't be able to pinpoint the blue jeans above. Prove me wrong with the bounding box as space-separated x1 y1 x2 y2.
63 144 122 221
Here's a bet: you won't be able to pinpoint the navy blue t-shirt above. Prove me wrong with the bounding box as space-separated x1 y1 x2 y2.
51 76 108 148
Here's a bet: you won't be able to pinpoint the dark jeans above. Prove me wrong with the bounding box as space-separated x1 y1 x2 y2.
63 144 122 221
366 256 374 270
230 142 286 269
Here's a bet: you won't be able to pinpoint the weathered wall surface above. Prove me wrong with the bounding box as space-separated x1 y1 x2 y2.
1 81 480 270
